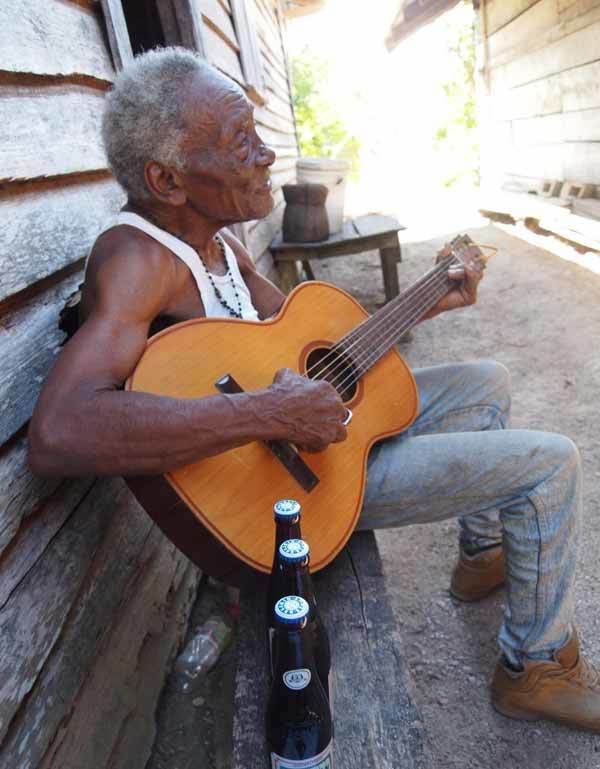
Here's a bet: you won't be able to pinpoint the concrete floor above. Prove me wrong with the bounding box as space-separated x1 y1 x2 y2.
311 222 600 768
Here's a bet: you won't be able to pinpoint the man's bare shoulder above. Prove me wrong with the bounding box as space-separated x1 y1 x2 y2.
82 225 179 322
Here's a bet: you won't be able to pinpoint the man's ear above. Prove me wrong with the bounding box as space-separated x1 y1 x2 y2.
144 161 187 206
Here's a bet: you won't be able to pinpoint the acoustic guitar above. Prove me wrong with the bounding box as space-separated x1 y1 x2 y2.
126 234 485 583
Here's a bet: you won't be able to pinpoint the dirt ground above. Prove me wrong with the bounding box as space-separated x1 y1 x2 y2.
311 221 600 769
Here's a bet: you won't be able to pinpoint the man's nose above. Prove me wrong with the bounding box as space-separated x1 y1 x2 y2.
257 143 276 166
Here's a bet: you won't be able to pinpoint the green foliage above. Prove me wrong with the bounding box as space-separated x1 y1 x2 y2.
433 1 480 188
291 51 361 176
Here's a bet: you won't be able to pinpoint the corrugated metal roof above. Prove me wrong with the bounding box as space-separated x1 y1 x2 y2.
386 0 462 50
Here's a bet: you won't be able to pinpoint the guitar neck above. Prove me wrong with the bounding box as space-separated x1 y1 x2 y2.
341 254 458 378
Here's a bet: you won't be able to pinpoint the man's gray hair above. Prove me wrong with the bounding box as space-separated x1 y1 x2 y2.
102 47 211 201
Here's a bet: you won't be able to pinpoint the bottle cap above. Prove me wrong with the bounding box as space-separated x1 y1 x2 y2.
273 499 302 520
274 595 310 624
279 538 310 563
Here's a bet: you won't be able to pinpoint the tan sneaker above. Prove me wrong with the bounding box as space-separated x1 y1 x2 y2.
449 544 505 602
491 630 600 732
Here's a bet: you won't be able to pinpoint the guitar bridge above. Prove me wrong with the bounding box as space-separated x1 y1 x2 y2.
214 374 320 493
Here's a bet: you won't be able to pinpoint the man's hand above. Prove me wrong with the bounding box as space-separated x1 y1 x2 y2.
269 368 348 452
421 243 485 321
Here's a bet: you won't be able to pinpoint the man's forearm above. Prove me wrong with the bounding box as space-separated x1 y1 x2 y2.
28 387 284 477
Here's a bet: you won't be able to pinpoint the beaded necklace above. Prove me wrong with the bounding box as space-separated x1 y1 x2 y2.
137 211 244 319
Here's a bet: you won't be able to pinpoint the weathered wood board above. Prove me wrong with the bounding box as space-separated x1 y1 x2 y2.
0 177 124 303
0 480 192 769
0 272 83 445
0 437 60 557
0 84 109 182
0 0 115 82
232 531 426 769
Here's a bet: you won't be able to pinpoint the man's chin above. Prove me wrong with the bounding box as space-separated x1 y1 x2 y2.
244 191 275 222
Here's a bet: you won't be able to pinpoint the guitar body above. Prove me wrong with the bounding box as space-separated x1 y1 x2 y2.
126 281 419 581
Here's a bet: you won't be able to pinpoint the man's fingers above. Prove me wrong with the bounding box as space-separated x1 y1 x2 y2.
448 266 465 281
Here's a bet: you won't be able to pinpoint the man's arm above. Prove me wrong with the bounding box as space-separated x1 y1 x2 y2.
28 243 346 479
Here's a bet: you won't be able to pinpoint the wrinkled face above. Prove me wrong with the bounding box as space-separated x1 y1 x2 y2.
178 72 276 223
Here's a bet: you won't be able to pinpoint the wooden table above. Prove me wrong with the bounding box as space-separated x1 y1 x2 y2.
270 214 406 301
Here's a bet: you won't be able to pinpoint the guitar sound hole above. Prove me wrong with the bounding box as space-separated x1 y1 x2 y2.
305 346 358 403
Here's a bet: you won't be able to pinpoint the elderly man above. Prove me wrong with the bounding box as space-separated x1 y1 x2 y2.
28 47 599 732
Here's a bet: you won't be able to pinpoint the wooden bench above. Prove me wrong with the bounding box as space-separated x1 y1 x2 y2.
270 214 406 302
232 531 426 768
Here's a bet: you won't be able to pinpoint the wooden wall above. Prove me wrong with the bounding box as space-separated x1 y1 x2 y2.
0 0 299 766
480 0 600 192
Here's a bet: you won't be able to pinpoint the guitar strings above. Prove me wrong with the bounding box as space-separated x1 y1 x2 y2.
333 278 450 400
303 255 453 381
306 257 455 391
332 279 449 399
303 255 455 386
309 261 452 394
329 242 494 397
306 239 492 394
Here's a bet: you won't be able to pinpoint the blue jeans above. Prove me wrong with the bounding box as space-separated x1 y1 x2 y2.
361 360 581 667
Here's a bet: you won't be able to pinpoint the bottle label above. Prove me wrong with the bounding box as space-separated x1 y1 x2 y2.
283 668 311 690
271 741 333 768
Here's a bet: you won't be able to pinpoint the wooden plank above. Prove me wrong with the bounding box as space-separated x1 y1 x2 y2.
255 121 297 149
0 0 115 82
37 550 199 769
256 24 287 82
573 198 600 219
0 272 83 445
512 107 600 146
0 480 175 769
255 101 296 135
99 0 134 71
491 17 600 91
0 177 124 304
488 1 559 69
559 0 600 22
0 437 60 558
199 0 239 50
90 563 200 769
0 84 108 182
232 532 425 769
0 476 93 608
0 478 130 747
204 23 245 82
503 141 600 183
491 58 600 121
231 0 266 100
485 0 546 36
353 214 404 238
173 0 208 55
257 30 289 85
561 58 600 112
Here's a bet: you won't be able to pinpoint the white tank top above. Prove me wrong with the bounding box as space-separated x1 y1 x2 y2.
94 211 260 321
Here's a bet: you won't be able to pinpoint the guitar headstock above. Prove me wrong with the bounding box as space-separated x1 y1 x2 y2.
437 234 487 272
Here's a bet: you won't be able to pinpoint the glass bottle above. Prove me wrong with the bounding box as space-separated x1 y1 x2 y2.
267 595 333 768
